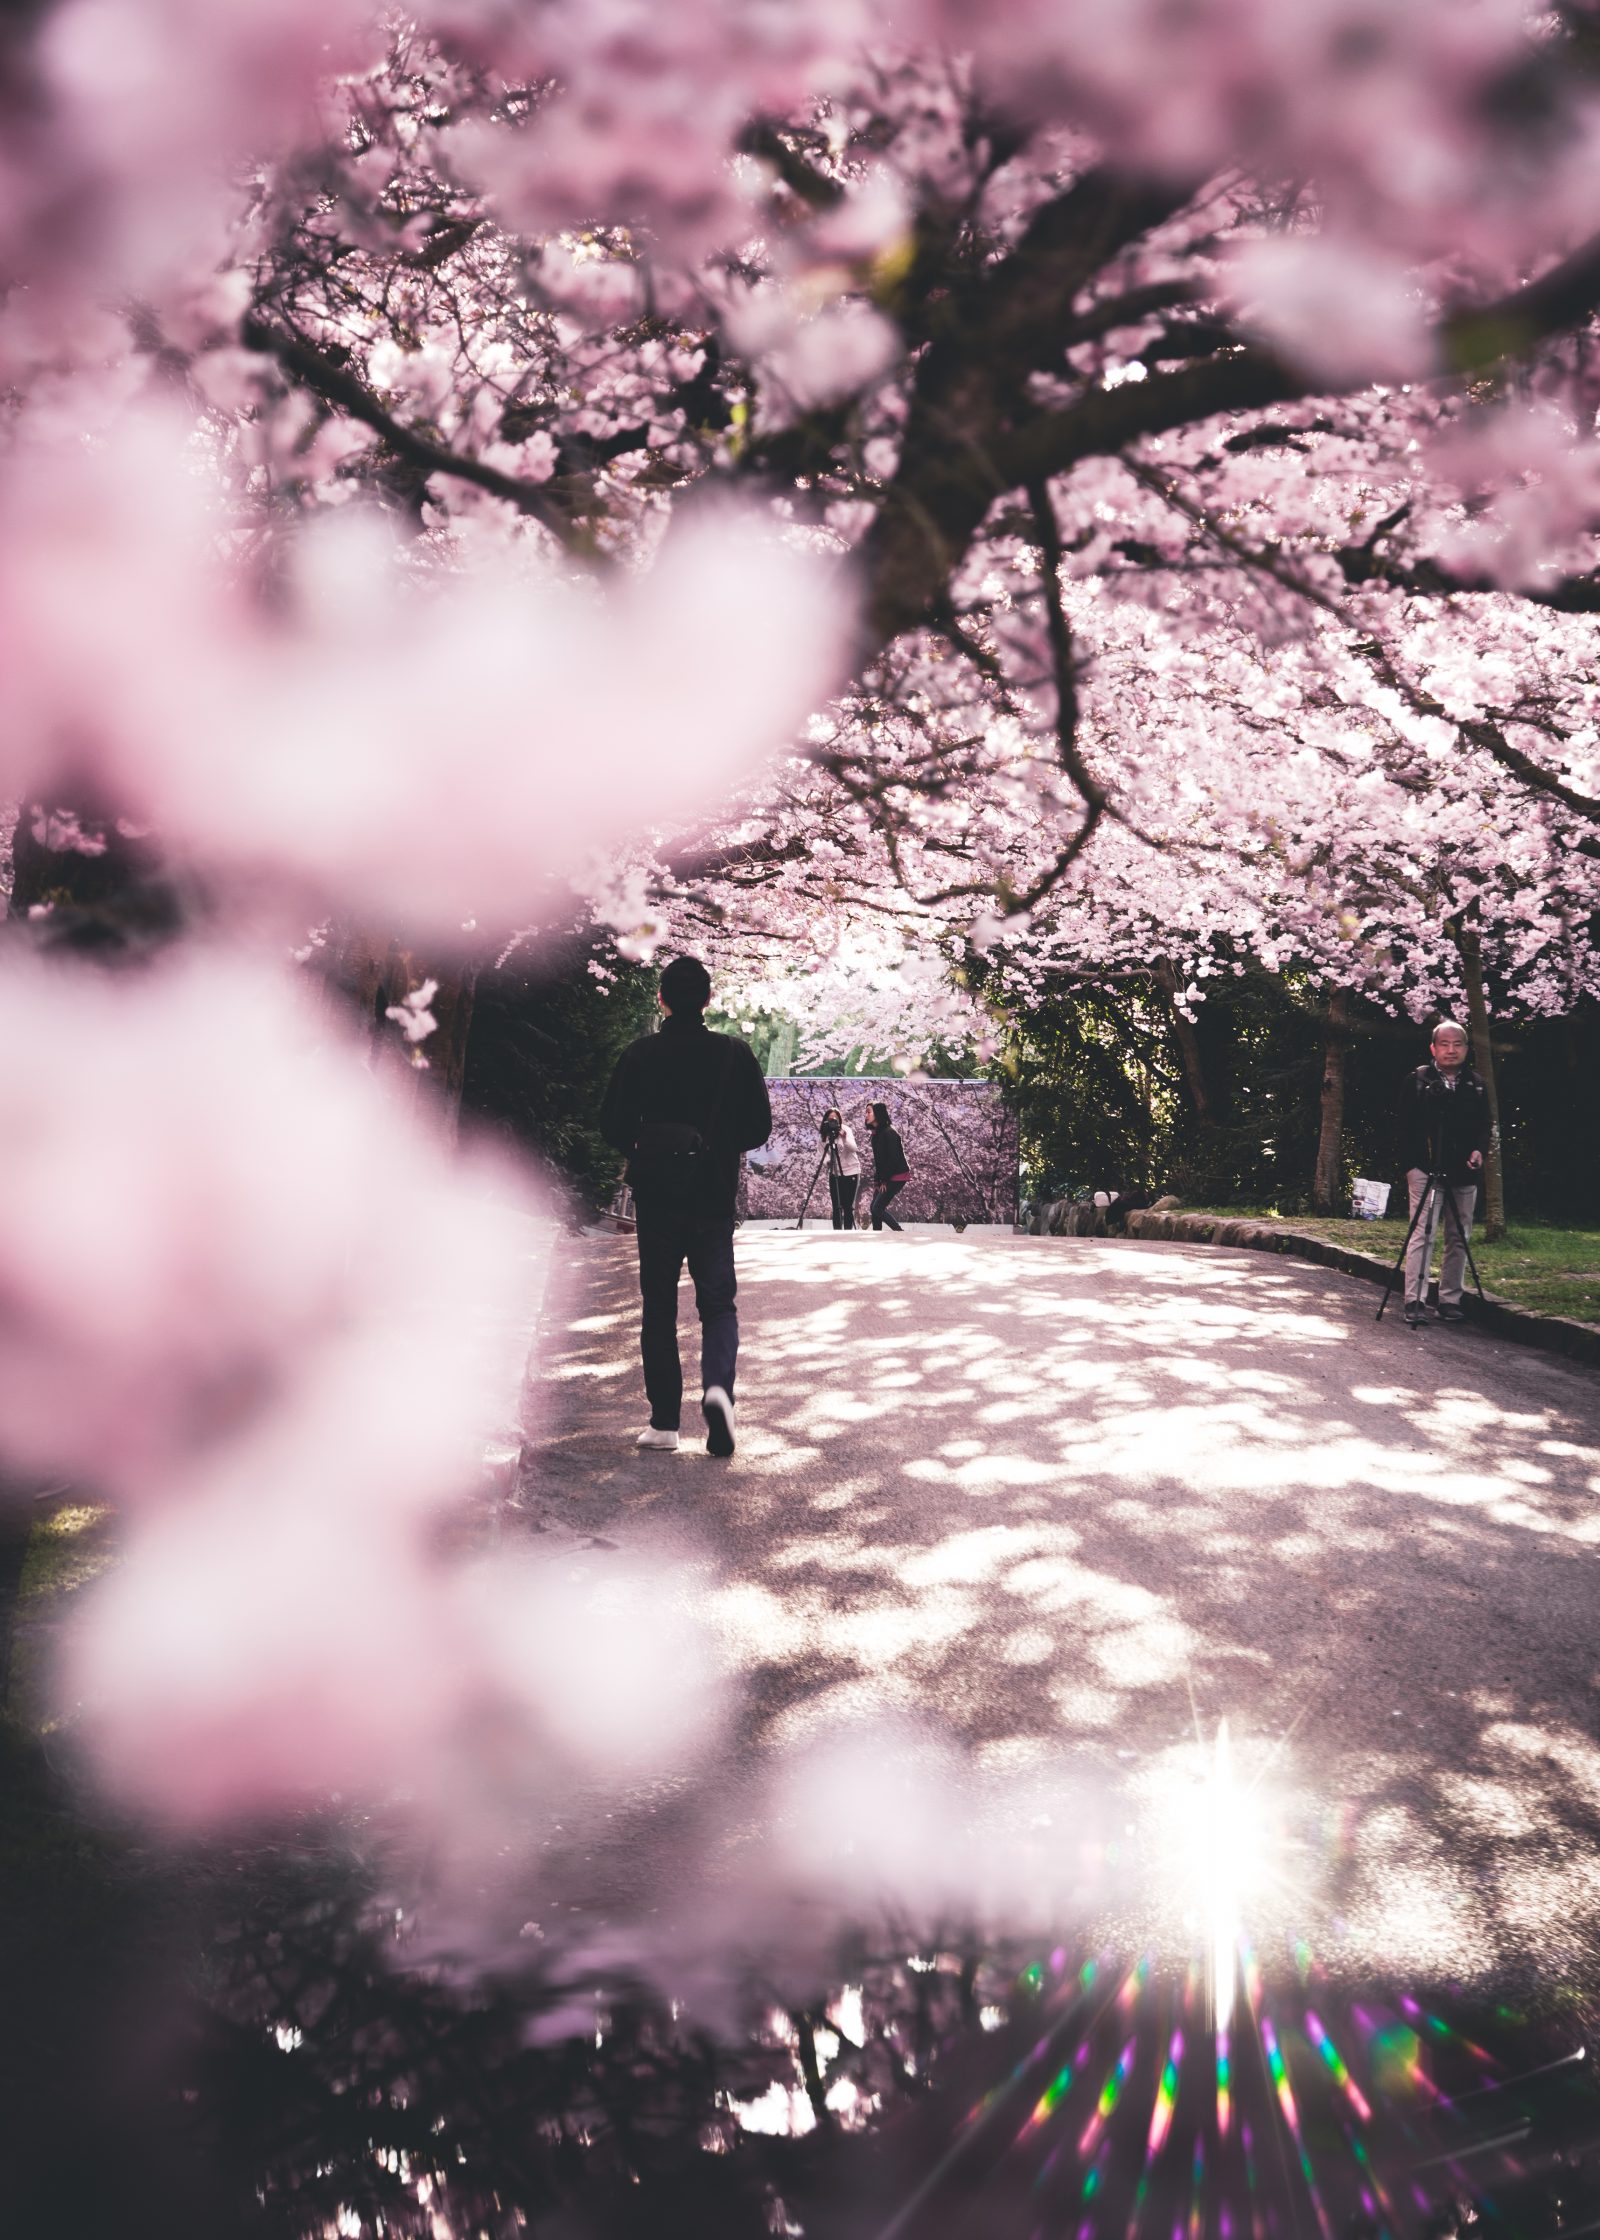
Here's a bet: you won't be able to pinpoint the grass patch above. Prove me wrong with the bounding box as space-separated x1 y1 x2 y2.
1189 1209 1600 1326
17 1501 115 1607
6 1501 116 1729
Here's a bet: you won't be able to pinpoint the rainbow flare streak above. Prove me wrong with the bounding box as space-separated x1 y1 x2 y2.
1079 2037 1138 2158
1260 2017 1335 2240
1400 1995 1498 2073
1024 2061 1075 2135
1306 2010 1372 2124
1216 2027 1231 2140
1147 2030 1184 2161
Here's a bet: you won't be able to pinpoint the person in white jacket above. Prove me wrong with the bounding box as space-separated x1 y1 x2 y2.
821 1106 863 1229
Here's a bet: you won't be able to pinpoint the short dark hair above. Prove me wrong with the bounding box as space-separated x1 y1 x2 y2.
658 954 711 1015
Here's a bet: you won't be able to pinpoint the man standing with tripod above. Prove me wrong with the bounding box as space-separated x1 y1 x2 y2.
1397 1019 1492 1329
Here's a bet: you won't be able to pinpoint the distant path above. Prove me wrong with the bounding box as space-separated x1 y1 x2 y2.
522 1225 1600 1997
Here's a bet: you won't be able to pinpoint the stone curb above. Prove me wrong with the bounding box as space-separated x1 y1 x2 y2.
1115 1208 1600 1372
1020 1199 1600 1371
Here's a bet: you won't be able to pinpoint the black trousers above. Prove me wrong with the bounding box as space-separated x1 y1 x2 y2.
870 1177 907 1230
635 1208 738 1431
829 1172 860 1228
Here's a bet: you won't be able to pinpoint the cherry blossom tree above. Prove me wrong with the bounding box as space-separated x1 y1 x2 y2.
3 0 1600 1826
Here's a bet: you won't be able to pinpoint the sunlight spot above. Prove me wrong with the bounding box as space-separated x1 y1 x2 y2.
898 1524 1072 1588
1484 1721 1600 1814
1091 1616 1197 1689
1000 1627 1057 1666
1435 1772 1542 1840
824 1595 973 1664
707 1582 810 1661
929 1453 1061 1490
729 2081 817 2137
1051 1683 1123 1728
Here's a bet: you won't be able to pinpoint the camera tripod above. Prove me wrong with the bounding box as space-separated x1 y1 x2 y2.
1374 1168 1486 1325
796 1131 849 1230
796 1132 841 1230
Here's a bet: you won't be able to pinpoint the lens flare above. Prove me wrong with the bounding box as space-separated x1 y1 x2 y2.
1079 2036 1137 2158
1207 1719 1238 2038
1305 2009 1372 2124
1260 2014 1335 2240
1147 2028 1183 2161
1024 2060 1074 2134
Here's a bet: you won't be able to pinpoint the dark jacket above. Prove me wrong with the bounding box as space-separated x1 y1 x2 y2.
1397 1062 1492 1186
871 1123 910 1184
599 1013 771 1218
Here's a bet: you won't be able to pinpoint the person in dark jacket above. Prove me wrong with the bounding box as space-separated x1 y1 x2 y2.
1396 1018 1492 1327
599 955 771 1453
865 1100 911 1232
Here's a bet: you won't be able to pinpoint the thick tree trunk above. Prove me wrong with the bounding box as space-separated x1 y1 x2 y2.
1153 958 1215 1130
373 946 479 1140
319 929 479 1139
1311 987 1351 1213
1452 922 1507 1240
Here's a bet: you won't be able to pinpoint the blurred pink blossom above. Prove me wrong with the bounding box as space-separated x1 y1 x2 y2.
0 410 851 940
1431 401 1600 588
0 951 540 1505
63 1511 726 1825
432 0 871 250
454 1548 725 1783
761 301 902 412
2 0 379 334
1227 234 1436 384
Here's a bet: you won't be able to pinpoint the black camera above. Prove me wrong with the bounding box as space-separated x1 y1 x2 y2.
819 1115 841 1141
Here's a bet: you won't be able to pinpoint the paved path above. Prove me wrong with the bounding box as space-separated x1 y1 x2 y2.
522 1225 1600 1999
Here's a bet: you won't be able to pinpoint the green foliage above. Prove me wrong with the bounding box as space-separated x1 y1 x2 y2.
707 1006 800 1075
461 930 657 1214
996 964 1599 1219
999 983 1179 1198
1185 1210 1600 1326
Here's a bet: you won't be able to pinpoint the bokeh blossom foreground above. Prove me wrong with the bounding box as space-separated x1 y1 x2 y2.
2 8 1600 2231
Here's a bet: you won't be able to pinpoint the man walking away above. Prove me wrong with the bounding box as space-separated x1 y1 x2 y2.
1397 1018 1491 1329
866 1100 911 1232
599 956 771 1454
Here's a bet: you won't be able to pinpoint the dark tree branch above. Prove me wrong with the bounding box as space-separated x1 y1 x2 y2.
1058 279 1195 350
1444 229 1600 374
1458 717 1600 823
1334 543 1600 613
1025 479 1098 817
860 222 1600 655
736 121 846 211
241 313 589 547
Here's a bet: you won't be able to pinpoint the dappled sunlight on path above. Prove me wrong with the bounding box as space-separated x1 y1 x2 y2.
524 1228 1600 1997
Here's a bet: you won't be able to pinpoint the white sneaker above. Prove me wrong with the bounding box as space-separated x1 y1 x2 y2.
702 1386 735 1457
635 1426 680 1451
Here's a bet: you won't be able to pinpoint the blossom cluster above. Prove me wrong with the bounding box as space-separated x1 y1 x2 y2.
1 0 1597 1845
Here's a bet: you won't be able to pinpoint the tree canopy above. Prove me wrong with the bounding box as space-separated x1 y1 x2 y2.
1 0 1598 1816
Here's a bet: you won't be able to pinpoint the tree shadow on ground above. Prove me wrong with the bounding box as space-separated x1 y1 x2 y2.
523 1230 1600 2006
